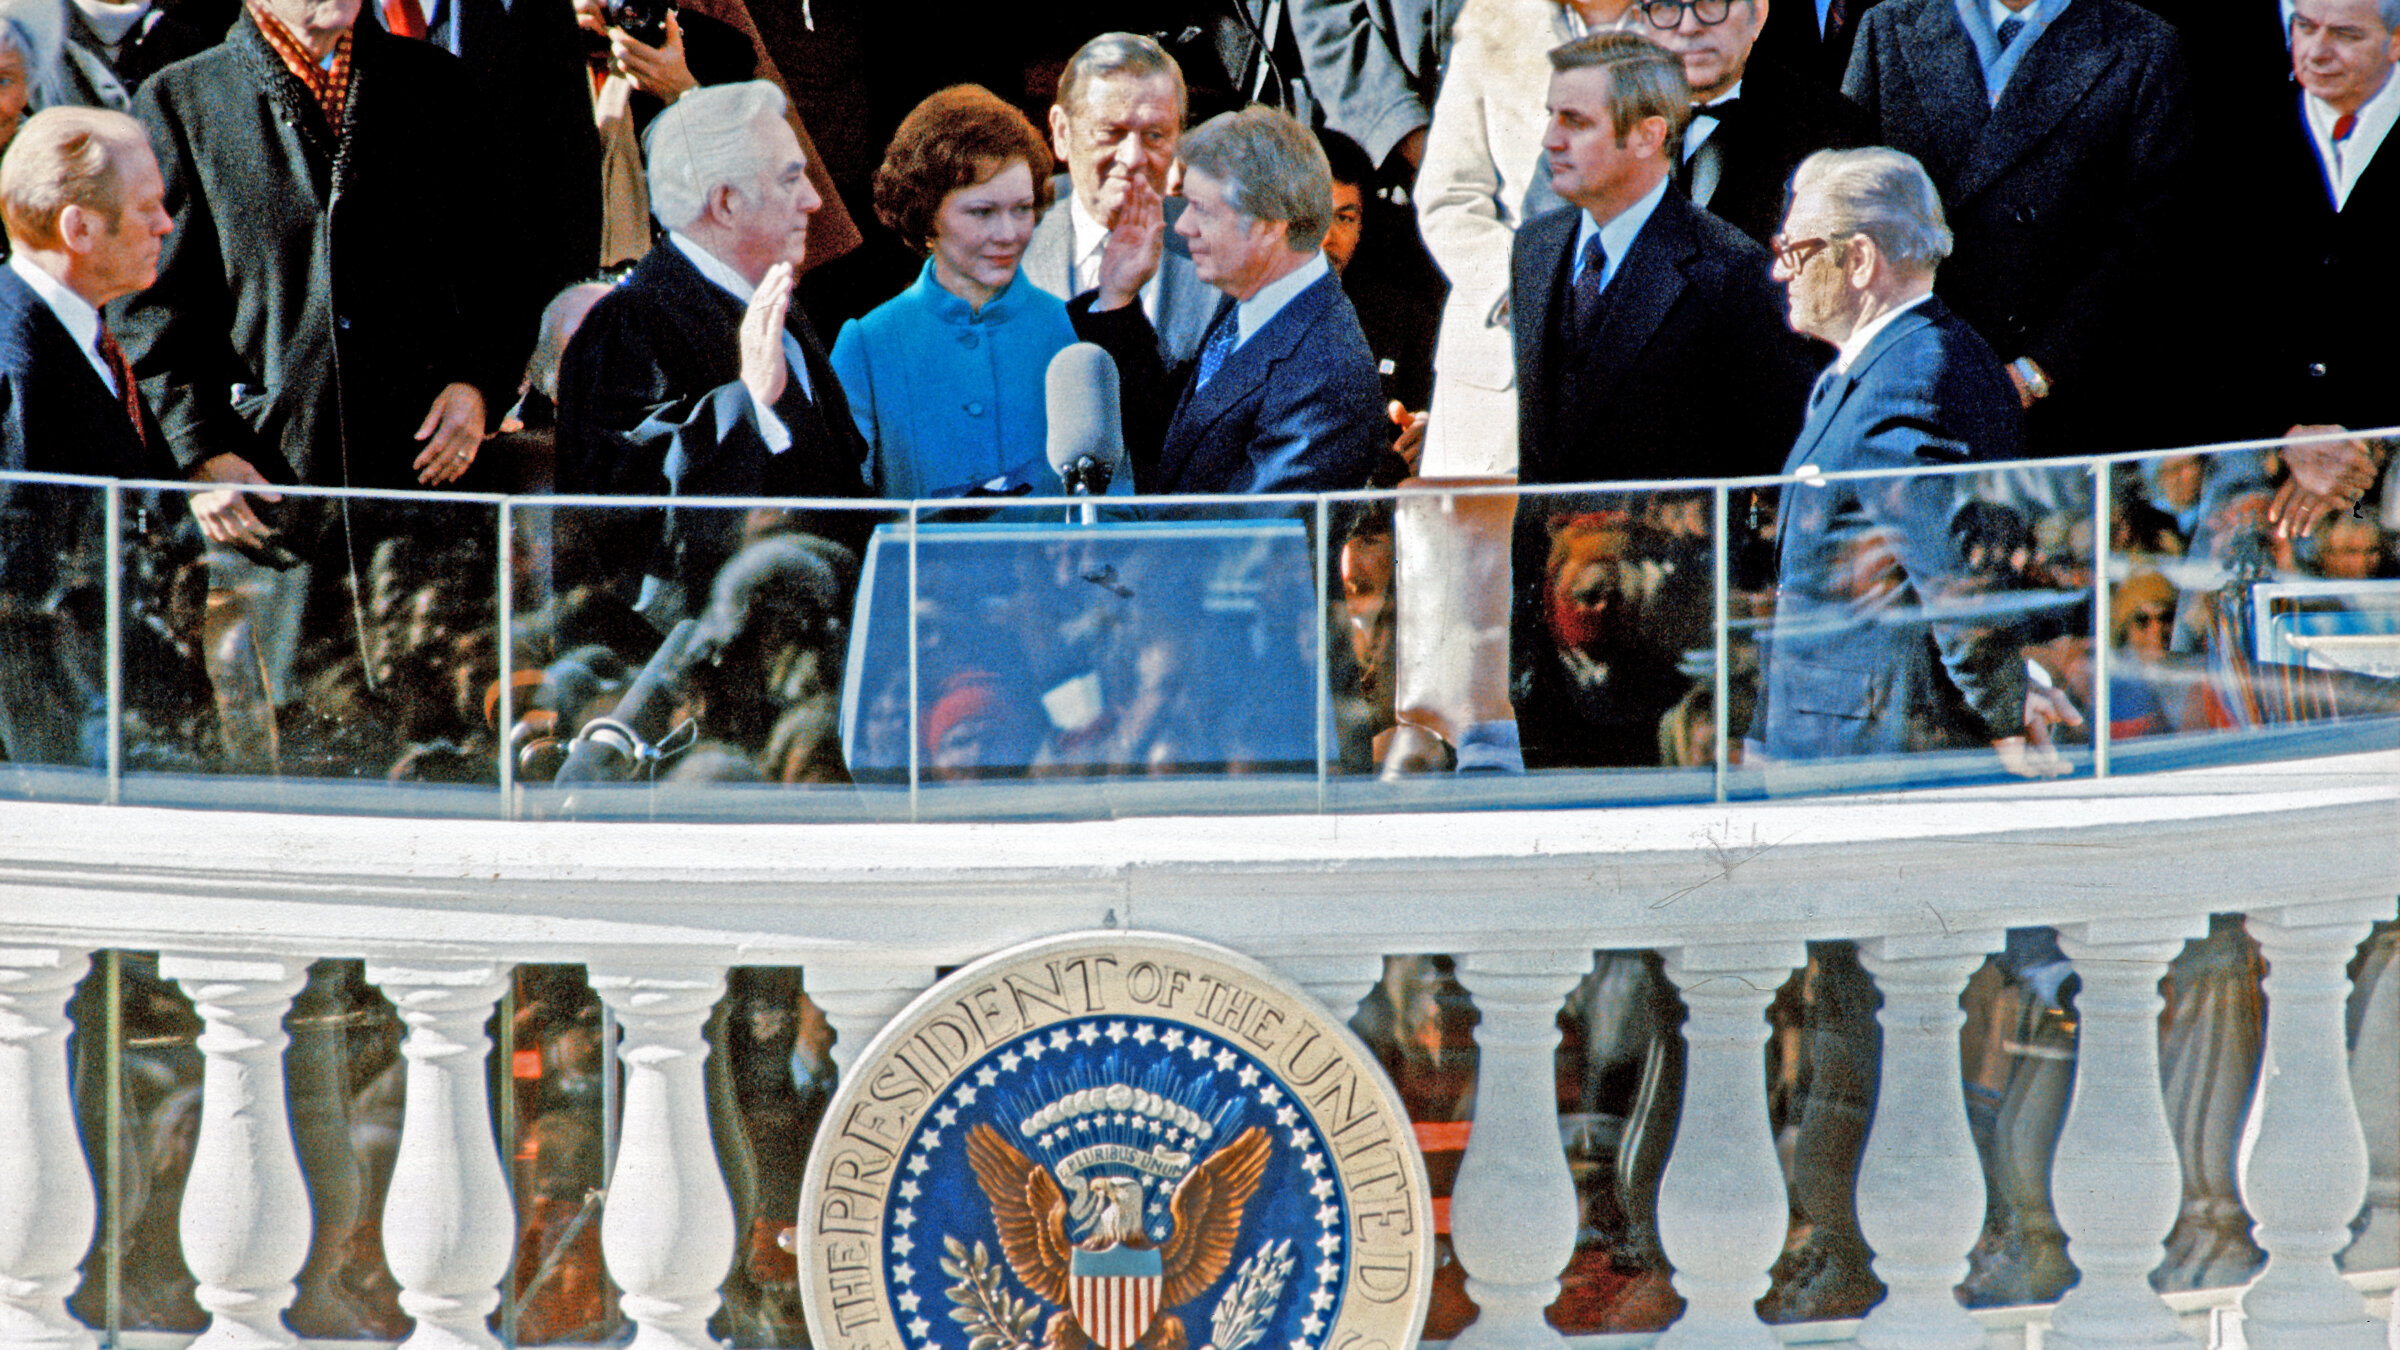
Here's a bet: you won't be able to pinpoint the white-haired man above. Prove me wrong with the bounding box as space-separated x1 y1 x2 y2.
557 79 868 626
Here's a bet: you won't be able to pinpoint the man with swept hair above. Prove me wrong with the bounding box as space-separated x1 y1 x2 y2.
0 106 177 763
557 80 867 627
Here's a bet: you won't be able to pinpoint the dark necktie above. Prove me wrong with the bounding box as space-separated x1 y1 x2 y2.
1571 234 1610 342
94 325 145 446
382 0 427 39
1823 0 1847 40
1995 13 2024 48
1195 306 1240 390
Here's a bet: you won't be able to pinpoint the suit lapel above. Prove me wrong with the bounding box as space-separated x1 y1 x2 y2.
1952 1 2119 203
1901 0 1990 183
1578 192 1697 411
9 279 149 475
1514 206 1575 406
1027 178 1076 299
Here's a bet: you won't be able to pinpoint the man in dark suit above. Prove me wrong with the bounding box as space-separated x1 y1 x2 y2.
1023 32 1219 371
558 81 868 627
1134 107 1383 500
0 108 178 764
1504 32 1812 770
1751 148 2077 1320
1842 0 2194 456
1642 0 1875 245
1757 147 2073 770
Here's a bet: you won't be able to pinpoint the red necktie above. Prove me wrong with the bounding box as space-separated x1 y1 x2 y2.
2332 112 2358 143
95 326 145 446
1824 0 1847 39
382 0 427 40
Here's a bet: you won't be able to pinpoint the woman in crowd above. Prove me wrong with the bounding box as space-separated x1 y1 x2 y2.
832 84 1141 502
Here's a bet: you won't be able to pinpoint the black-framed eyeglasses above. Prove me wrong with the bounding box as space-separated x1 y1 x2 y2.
1641 0 1736 28
1769 233 1832 273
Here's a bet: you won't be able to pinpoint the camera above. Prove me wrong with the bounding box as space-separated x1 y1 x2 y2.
601 0 669 49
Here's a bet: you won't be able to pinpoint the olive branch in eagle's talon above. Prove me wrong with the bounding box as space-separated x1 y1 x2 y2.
945 1236 1043 1350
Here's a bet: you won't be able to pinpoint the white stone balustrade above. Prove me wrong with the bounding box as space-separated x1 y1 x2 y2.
1445 951 1592 1350
162 953 314 1350
1654 942 1804 1350
364 961 514 1350
0 947 94 1350
2046 919 2209 1350
590 964 736 1350
0 749 2385 1350
2239 902 2391 1350
1853 934 1999 1350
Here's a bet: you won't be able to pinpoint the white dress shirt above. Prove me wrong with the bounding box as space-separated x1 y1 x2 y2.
668 231 813 454
8 254 117 396
1684 79 1744 161
2305 71 2400 208
1069 192 1166 325
1834 289 1935 373
1572 176 1670 296
1229 248 1331 354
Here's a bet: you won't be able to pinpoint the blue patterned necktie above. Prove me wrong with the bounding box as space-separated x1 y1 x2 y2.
1195 306 1240 390
1995 13 2024 48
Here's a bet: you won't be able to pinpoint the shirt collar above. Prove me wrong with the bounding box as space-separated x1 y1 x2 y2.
1834 289 1935 373
1574 174 1670 284
2305 64 2400 142
1069 190 1109 266
909 257 1025 325
668 230 766 305
8 254 102 355
1234 248 1330 346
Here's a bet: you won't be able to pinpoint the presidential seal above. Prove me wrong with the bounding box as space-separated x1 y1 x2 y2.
800 933 1433 1350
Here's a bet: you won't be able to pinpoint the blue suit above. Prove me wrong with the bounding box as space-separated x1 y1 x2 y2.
1757 295 2033 760
0 266 178 764
1148 269 1383 499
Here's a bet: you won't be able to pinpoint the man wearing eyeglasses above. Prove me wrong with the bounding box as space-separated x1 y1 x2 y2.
1637 0 1872 245
1842 0 2192 456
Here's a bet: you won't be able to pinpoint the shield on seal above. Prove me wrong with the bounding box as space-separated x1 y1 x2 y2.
1069 1244 1163 1350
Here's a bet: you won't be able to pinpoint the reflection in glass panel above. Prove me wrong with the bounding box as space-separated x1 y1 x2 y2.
710 968 835 1349
508 965 619 1346
113 488 504 813
2101 446 2400 772
512 500 902 820
1729 461 2096 796
864 498 1323 818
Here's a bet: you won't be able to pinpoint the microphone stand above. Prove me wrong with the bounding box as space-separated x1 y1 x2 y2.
1063 456 1113 525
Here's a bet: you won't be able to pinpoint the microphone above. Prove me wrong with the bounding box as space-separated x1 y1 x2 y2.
1045 343 1124 503
554 618 711 784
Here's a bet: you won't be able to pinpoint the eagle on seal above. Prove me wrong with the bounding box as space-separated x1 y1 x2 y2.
963 1123 1274 1350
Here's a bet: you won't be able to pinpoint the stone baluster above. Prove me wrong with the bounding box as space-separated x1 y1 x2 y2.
1445 951 1590 1350
363 961 513 1350
161 953 314 1350
2340 924 2397 1271
0 947 95 1350
1277 953 1385 1028
806 966 938 1080
1653 942 1802 1350
2044 920 2206 1350
589 964 735 1350
1854 934 2001 1350
2238 905 2387 1350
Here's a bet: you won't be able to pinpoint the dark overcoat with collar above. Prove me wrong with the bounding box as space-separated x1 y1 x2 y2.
1756 295 2032 760
116 16 520 491
1144 269 1385 499
1692 60 1878 247
1842 0 2193 453
556 239 870 620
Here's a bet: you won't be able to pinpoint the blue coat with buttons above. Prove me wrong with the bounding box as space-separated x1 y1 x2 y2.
831 263 1093 501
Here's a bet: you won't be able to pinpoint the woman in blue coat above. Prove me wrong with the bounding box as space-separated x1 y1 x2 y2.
832 85 1149 501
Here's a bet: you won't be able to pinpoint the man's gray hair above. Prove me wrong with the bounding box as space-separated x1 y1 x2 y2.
1056 31 1186 119
645 81 790 233
1790 146 1953 275
0 0 71 114
1177 106 1332 252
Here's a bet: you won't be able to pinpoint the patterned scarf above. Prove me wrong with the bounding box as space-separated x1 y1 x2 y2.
246 0 352 130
